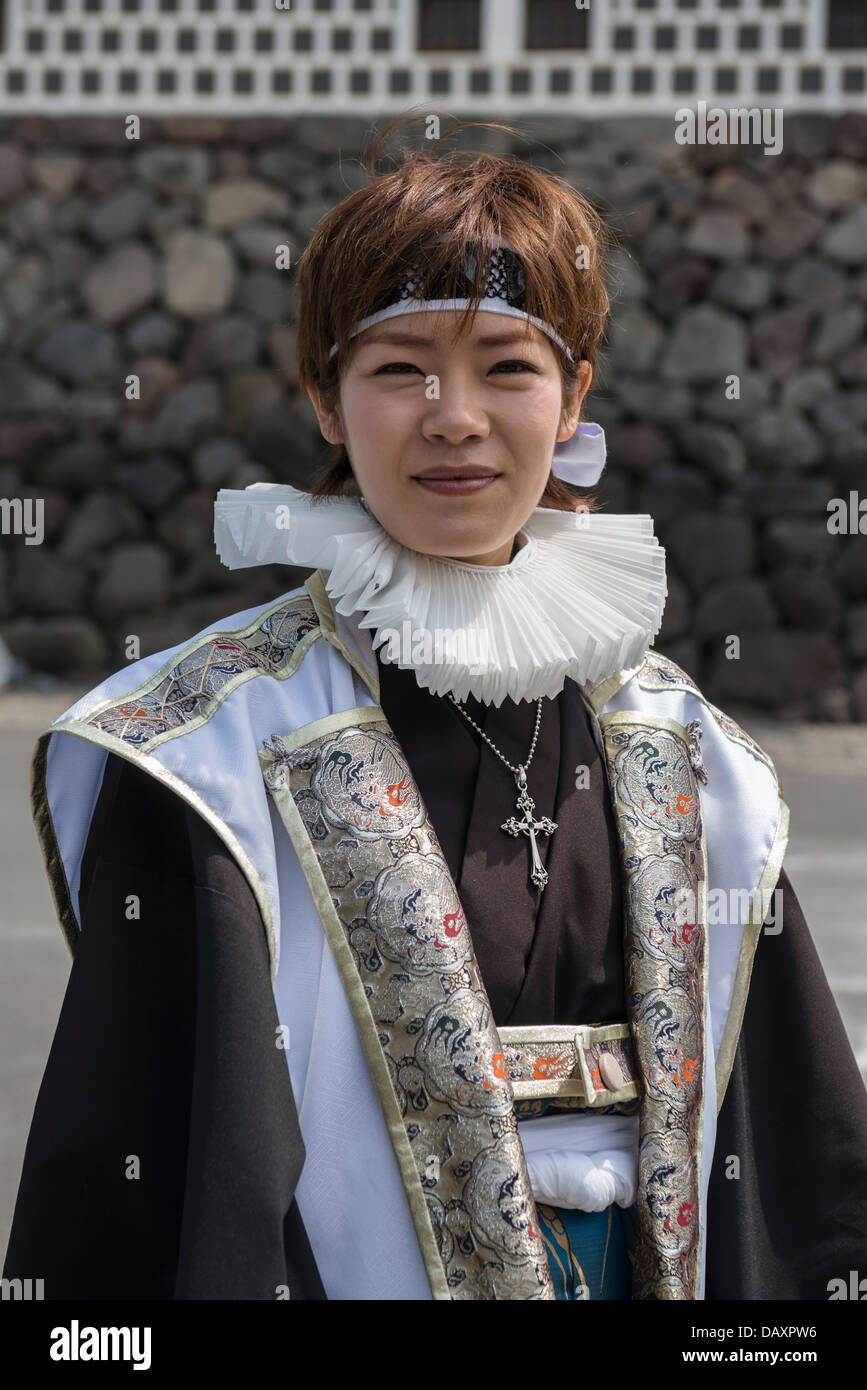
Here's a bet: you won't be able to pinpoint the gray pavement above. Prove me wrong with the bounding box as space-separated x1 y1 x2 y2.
1 691 866 1263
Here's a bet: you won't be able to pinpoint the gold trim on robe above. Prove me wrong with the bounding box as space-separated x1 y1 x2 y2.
259 707 556 1300
582 648 790 1118
596 710 710 1300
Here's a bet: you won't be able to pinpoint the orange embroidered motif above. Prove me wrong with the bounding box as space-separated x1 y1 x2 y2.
532 1051 570 1080
381 775 411 812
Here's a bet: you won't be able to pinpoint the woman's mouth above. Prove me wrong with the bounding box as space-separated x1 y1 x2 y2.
413 475 499 496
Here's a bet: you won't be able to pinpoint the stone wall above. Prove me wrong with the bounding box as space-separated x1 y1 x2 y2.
1 113 866 719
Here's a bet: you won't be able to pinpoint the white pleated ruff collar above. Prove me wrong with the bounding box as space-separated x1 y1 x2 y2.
214 483 668 708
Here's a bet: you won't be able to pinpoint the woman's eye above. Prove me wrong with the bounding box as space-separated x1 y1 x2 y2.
374 360 538 375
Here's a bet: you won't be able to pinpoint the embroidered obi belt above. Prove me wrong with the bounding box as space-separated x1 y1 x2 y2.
498 1023 640 1116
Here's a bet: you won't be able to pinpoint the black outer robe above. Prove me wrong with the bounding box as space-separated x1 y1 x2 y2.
4 649 867 1299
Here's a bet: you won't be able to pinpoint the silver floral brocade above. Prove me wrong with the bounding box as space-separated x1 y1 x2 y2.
261 721 556 1300
600 718 708 1300
262 702 711 1300
636 650 777 779
84 596 320 750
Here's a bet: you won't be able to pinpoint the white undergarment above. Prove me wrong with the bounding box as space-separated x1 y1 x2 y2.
517 1111 640 1213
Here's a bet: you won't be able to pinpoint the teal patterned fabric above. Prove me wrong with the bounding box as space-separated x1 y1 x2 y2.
518 1099 637 1299
537 1201 637 1300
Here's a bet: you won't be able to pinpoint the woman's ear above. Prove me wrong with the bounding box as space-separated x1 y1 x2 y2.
558 361 593 442
305 384 345 446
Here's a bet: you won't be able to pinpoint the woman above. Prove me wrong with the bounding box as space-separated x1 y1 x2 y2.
5 127 866 1302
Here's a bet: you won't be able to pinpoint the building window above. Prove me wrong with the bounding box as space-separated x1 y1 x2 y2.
655 26 677 51
26 30 46 53
550 69 571 93
7 70 27 91
591 67 613 93
418 0 481 52
525 0 589 50
780 25 803 50
632 68 655 93
311 69 332 93
81 69 101 91
430 68 452 92
139 29 159 51
696 26 719 50
195 70 215 93
470 69 491 93
101 28 121 51
272 69 292 92
254 30 273 52
234 70 254 93
294 30 314 52
757 67 780 91
390 69 411 92
672 67 695 92
119 69 138 91
371 29 393 51
121 0 140 9
511 69 531 94
178 29 197 52
715 67 738 92
842 67 865 91
215 29 235 52
800 67 823 91
333 29 353 51
828 1 867 48
738 25 760 50
350 69 371 92
613 27 634 50
157 69 176 92
63 30 83 52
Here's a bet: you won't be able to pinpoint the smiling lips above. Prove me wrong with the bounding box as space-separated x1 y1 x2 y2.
413 469 499 495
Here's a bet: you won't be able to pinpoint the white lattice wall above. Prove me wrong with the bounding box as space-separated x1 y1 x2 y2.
0 0 864 114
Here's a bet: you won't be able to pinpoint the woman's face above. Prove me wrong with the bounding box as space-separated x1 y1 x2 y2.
306 309 593 567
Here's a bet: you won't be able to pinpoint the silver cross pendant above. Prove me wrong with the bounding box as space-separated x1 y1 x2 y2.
500 765 558 891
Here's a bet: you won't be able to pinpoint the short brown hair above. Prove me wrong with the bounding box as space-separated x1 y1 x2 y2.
295 117 618 514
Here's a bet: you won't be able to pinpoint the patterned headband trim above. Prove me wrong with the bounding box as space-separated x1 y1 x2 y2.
326 238 575 364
